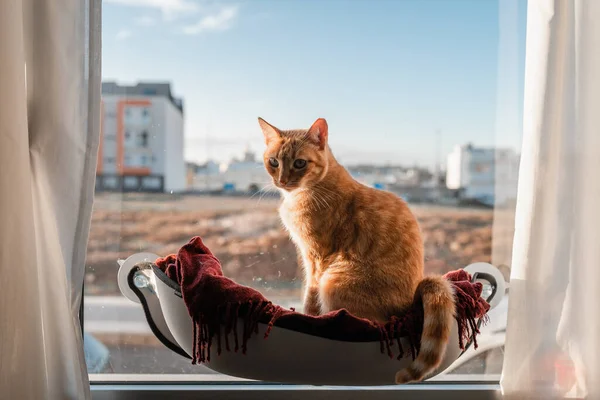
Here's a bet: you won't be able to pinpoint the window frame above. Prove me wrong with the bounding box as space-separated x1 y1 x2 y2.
88 1 523 393
90 382 500 400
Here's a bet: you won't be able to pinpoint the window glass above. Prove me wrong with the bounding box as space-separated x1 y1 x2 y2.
448 346 505 375
139 131 149 147
86 0 526 382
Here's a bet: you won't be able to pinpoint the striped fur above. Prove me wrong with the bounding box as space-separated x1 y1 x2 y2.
395 276 456 384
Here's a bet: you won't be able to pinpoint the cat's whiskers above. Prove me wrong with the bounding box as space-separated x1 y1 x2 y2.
248 180 272 199
315 185 338 202
307 183 341 212
315 191 331 211
314 192 328 211
309 189 330 212
250 180 277 207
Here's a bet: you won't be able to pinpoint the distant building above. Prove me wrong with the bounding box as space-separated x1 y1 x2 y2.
220 148 272 193
186 148 273 194
186 160 221 192
446 144 520 206
96 82 186 193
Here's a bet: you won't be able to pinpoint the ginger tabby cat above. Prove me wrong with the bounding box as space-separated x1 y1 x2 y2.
258 117 456 384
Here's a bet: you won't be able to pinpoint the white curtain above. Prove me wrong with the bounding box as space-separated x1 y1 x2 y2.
0 0 101 399
502 0 600 398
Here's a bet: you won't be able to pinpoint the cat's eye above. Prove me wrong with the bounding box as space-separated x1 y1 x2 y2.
268 158 279 168
293 159 307 169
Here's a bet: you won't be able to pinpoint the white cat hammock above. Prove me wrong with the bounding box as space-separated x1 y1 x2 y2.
117 239 504 386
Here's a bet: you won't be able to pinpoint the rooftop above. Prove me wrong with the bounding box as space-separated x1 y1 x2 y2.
101 82 184 113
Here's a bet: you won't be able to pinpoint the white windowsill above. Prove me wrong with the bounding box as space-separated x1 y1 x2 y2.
91 383 501 400
90 374 501 400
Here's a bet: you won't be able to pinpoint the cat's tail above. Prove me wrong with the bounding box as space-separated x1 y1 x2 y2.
395 275 455 384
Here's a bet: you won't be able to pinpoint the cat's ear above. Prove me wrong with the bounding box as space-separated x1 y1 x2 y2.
307 118 328 150
258 117 281 144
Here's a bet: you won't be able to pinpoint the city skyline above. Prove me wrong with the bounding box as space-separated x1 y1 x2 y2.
102 0 527 167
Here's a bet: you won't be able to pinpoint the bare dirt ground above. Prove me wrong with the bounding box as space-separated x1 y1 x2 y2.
85 193 512 296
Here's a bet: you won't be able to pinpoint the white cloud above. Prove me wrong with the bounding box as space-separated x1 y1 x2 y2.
116 29 133 40
182 5 239 35
104 0 199 19
134 15 157 26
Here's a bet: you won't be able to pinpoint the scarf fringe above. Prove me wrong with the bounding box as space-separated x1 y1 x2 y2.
189 282 488 364
191 300 278 364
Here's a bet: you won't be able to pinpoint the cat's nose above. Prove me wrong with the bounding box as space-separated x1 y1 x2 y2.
279 179 288 186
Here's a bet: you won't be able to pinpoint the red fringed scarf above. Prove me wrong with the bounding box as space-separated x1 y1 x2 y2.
156 236 490 364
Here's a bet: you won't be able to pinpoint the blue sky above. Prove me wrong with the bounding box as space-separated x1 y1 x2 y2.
102 0 527 167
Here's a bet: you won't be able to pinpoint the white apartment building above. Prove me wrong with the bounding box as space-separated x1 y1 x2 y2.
220 148 272 193
186 148 275 194
96 82 186 193
446 144 520 206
